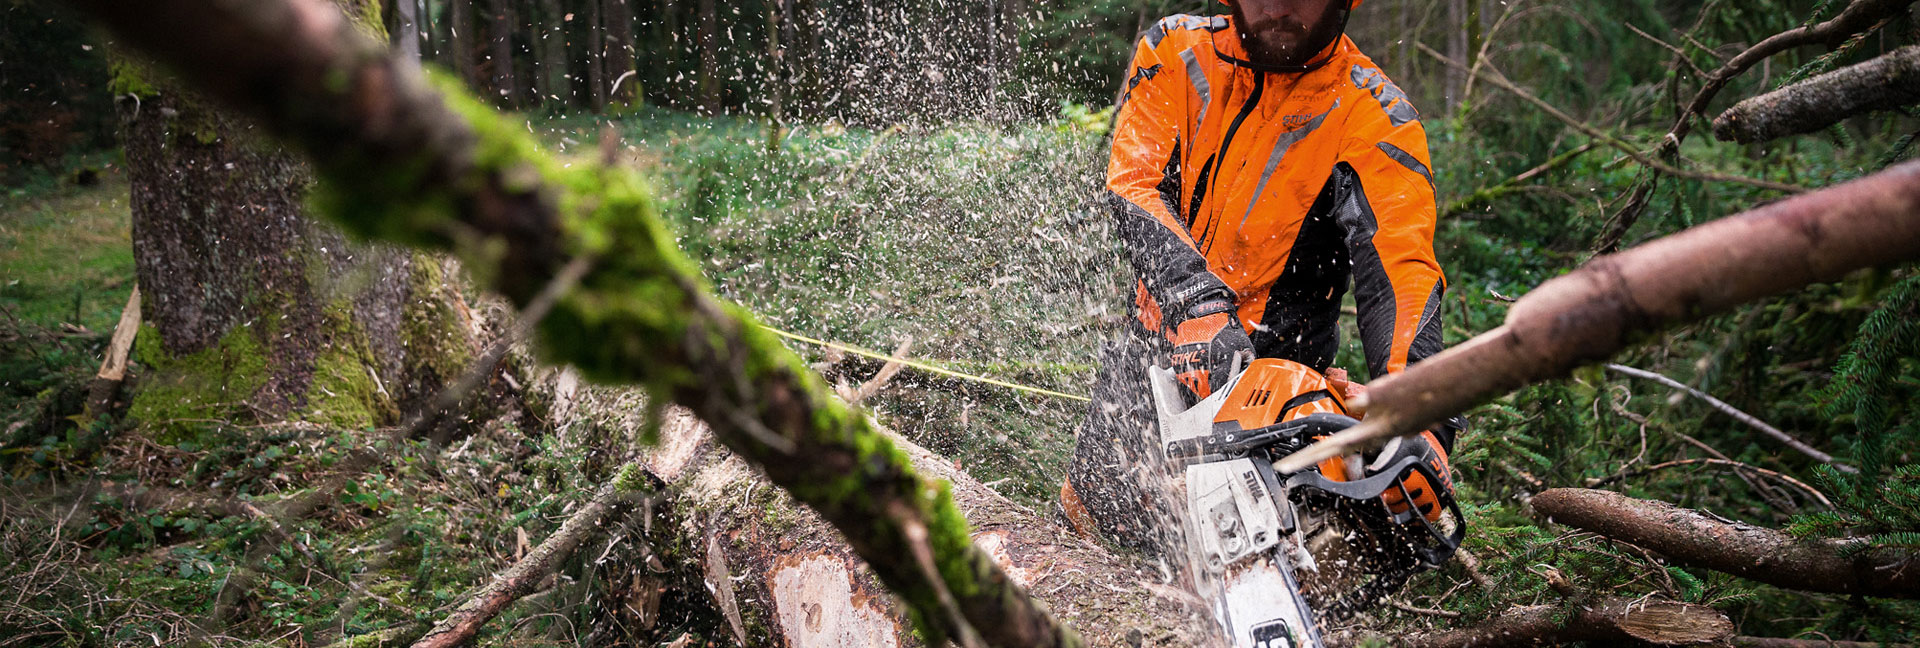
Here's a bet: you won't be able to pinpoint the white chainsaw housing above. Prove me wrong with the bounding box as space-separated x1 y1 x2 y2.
1150 364 1324 648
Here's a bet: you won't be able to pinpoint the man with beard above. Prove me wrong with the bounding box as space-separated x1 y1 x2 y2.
1062 0 1462 565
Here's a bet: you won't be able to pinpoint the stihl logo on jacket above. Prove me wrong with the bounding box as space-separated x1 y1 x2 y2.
1109 13 1447 382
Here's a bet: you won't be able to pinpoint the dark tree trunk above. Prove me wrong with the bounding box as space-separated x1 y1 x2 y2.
448 0 477 86
117 0 477 434
392 0 421 60
697 0 719 114
535 0 568 106
486 0 518 106
584 0 606 111
604 0 635 107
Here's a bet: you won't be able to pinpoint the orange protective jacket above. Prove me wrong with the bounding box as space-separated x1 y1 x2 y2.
1109 14 1445 380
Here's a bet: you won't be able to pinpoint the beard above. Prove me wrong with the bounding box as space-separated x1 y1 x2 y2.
1232 4 1350 69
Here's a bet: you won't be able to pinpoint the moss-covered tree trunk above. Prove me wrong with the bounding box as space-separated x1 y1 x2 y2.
118 0 478 434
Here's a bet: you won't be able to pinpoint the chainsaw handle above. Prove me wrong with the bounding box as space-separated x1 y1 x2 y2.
1283 456 1465 566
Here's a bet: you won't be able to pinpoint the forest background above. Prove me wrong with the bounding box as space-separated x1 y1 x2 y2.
2 0 1918 645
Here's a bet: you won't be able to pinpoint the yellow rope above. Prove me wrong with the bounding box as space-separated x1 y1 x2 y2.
760 325 1092 403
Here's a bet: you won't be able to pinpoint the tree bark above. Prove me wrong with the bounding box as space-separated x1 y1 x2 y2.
118 66 475 434
1401 597 1735 647
644 410 1215 647
1277 159 1920 474
1714 46 1920 144
1530 488 1920 598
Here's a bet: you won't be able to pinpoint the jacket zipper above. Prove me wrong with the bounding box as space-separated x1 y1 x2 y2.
1197 71 1264 255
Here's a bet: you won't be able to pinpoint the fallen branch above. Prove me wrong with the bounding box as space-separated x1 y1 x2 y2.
67 1 1079 644
1603 363 1853 471
411 464 654 648
1531 488 1920 598
84 286 141 413
1599 0 1913 252
1275 159 1920 474
1583 457 1834 509
1400 596 1734 647
1715 45 1920 144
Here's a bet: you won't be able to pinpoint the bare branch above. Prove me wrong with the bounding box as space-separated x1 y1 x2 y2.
1532 488 1920 598
1583 457 1835 509
1603 363 1853 471
1715 45 1920 144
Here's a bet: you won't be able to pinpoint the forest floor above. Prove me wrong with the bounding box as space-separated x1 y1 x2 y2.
2 107 1914 646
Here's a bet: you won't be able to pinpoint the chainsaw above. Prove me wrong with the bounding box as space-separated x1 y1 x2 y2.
1151 357 1463 648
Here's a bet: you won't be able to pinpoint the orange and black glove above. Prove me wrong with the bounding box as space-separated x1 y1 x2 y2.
1166 297 1254 399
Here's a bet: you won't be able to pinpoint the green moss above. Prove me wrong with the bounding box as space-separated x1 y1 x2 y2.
128 323 271 439
401 255 473 384
108 57 158 99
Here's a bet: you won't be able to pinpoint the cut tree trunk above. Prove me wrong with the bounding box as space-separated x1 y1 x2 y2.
1714 45 1920 144
117 2 478 436
643 409 1217 647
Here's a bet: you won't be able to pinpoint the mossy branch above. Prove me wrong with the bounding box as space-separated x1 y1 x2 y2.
1714 46 1920 144
63 0 1081 645
1276 158 1920 474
